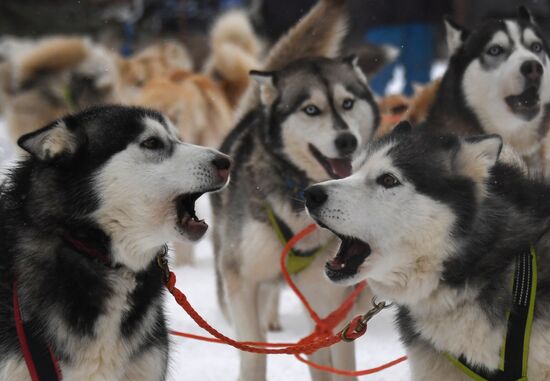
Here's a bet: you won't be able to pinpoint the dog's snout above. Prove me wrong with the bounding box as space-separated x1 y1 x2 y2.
304 185 328 211
335 133 358 156
212 155 232 182
520 60 543 82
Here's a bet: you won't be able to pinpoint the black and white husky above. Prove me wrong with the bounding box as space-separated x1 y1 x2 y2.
0 106 231 381
305 123 550 380
212 0 380 379
428 7 550 168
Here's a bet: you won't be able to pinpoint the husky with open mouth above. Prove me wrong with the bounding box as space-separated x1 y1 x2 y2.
0 106 231 381
305 123 550 380
427 7 550 169
211 1 379 379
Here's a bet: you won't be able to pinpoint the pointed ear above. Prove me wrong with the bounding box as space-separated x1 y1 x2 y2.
343 54 368 85
250 70 278 106
18 120 82 161
453 135 502 182
392 120 412 135
444 17 468 56
518 6 534 23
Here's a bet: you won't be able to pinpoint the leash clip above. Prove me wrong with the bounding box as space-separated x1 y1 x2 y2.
341 297 392 342
156 245 170 284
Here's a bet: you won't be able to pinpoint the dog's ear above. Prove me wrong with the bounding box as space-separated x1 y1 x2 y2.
444 16 469 56
18 120 82 161
343 54 368 85
392 120 412 135
250 70 278 106
518 6 535 23
453 135 502 182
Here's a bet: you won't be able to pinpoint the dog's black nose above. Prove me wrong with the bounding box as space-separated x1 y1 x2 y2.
212 155 232 182
304 185 328 210
520 60 543 82
335 133 357 156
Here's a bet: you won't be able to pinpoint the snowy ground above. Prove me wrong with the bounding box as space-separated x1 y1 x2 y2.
0 117 410 380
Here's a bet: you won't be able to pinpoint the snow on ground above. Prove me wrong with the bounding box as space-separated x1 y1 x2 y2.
0 118 410 380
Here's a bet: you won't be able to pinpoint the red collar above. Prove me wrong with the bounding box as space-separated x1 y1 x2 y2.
62 233 111 265
12 280 62 381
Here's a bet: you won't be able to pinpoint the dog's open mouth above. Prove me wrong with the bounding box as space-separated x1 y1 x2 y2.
308 144 352 179
505 86 541 120
325 236 371 282
175 193 208 241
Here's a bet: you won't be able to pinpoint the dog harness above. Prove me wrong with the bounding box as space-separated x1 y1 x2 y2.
265 205 326 275
12 281 62 381
446 247 538 381
11 233 115 381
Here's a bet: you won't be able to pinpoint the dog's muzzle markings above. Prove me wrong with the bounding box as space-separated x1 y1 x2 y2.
304 185 371 281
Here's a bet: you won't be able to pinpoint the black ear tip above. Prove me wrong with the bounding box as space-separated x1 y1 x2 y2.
518 5 532 19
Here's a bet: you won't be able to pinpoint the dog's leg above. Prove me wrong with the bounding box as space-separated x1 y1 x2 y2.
122 346 168 381
265 282 282 332
296 253 359 381
224 269 267 381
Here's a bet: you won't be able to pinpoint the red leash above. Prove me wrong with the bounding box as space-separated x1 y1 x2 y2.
164 224 408 376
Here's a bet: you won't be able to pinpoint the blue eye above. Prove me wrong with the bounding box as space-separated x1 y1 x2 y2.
342 99 355 110
531 42 543 53
303 105 321 116
487 45 504 56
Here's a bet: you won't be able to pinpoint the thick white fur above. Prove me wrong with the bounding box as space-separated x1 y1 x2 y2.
94 117 226 272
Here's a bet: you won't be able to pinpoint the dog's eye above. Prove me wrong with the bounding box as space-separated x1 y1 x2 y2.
303 105 321 116
531 42 543 53
342 99 354 110
487 45 504 57
140 137 164 150
376 173 401 189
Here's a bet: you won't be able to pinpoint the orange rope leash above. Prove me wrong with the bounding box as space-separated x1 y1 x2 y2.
164 224 408 375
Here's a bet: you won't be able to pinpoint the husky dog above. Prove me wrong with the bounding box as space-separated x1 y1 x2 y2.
212 1 379 380
427 7 550 168
0 106 231 381
305 123 550 380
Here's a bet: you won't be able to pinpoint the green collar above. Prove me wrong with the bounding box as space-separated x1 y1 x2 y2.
446 246 537 381
265 205 325 275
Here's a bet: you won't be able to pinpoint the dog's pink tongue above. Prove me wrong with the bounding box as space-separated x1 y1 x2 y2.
183 218 208 240
327 158 352 178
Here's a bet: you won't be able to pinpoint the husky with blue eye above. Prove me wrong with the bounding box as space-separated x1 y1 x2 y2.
0 105 231 381
211 0 380 380
427 6 550 169
305 122 550 381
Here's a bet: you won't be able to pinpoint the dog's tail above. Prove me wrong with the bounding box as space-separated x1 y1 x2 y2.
236 0 348 118
212 224 231 322
203 10 261 108
16 37 89 87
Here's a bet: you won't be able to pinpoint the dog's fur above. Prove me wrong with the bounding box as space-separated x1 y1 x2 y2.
118 41 193 104
427 8 550 169
305 124 550 380
0 106 230 381
212 1 380 380
203 10 262 109
2 37 120 144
